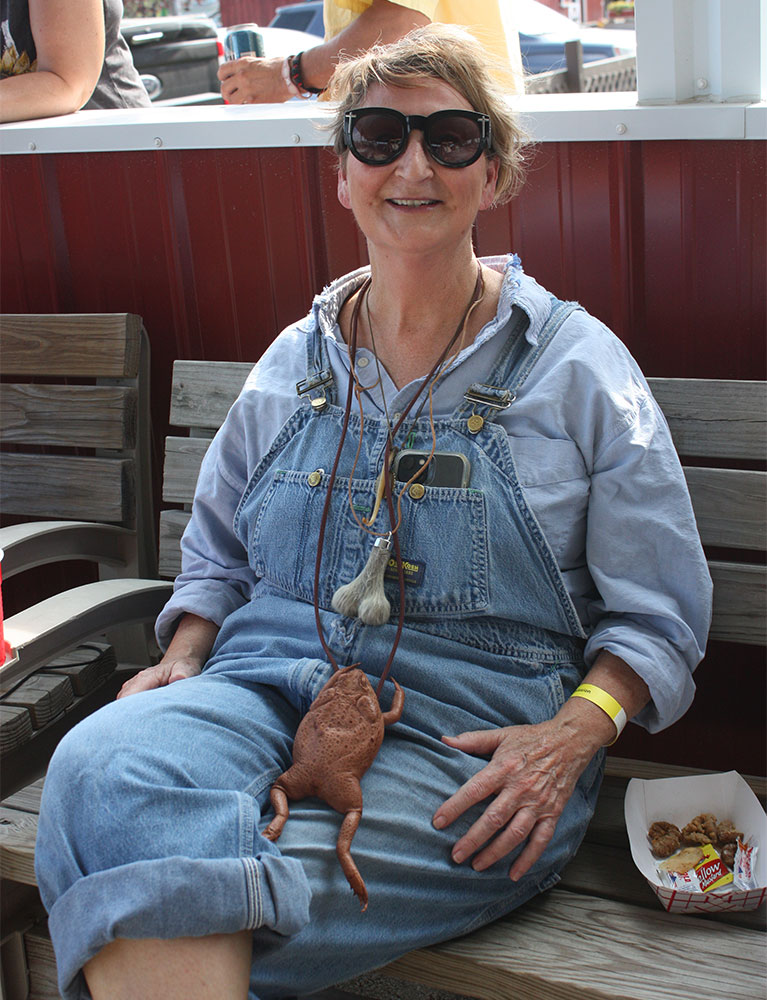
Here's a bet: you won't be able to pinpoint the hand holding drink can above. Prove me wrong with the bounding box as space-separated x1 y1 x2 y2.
224 25 265 60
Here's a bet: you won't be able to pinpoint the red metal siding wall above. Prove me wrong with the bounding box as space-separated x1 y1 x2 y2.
4 140 761 394
2 139 764 772
219 0 285 27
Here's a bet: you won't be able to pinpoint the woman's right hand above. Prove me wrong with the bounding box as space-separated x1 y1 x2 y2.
117 656 203 699
117 613 219 699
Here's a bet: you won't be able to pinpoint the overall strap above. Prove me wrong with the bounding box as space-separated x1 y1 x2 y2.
297 315 336 409
459 296 581 428
509 296 580 393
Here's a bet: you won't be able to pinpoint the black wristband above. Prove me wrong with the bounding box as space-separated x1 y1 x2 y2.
288 52 325 95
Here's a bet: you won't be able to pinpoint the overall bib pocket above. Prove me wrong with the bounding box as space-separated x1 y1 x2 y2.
249 469 491 617
385 485 490 618
249 469 373 607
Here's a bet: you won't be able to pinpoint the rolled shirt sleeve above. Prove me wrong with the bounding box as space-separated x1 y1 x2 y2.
582 392 713 732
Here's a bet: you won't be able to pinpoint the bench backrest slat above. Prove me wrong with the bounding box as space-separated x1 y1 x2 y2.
2 455 133 523
169 361 253 430
162 438 210 505
684 468 766 551
167 368 767 460
648 378 767 460
0 314 143 378
1 384 137 450
709 562 766 645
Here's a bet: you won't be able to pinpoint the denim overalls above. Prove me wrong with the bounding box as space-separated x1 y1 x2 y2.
36 296 604 1000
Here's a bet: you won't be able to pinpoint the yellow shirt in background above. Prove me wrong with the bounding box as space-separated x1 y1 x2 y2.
324 0 524 94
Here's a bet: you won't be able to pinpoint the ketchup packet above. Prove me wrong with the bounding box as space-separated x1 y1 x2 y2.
657 843 733 893
733 838 759 890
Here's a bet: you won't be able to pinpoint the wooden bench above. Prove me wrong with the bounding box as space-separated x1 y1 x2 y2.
1 352 765 999
0 314 172 798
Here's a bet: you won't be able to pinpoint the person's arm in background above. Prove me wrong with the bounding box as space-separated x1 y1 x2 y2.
218 0 429 105
0 0 105 123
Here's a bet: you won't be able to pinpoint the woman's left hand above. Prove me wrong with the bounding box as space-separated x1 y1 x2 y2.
432 719 599 881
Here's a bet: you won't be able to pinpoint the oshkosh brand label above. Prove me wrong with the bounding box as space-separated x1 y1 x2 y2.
385 557 425 586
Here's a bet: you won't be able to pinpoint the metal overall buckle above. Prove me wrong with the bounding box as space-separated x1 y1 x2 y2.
463 384 516 434
296 368 334 411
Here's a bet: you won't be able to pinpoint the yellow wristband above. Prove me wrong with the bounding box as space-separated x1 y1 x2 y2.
570 683 627 746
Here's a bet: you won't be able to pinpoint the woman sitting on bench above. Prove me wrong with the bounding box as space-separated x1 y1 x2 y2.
35 25 712 1000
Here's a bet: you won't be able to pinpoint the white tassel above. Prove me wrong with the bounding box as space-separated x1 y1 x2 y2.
332 536 392 625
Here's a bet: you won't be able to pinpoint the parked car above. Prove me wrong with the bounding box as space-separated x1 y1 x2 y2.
122 15 321 104
269 0 636 75
514 0 635 74
269 1 325 38
122 15 223 102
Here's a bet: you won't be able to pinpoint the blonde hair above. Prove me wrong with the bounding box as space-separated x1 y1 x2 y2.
326 23 529 205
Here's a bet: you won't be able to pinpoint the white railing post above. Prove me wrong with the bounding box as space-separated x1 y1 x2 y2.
635 0 765 104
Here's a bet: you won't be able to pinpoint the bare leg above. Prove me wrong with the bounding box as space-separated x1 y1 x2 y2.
83 931 252 1000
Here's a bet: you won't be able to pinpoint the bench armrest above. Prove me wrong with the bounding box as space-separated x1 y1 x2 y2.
0 521 138 578
0 579 172 695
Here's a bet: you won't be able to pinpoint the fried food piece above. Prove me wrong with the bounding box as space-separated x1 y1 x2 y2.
720 842 737 868
659 846 705 873
681 813 719 846
715 821 743 846
648 820 682 858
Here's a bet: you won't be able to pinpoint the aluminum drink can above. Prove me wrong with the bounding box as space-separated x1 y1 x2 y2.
224 26 265 60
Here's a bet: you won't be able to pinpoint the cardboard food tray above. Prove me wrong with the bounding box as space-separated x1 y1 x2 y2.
624 770 767 913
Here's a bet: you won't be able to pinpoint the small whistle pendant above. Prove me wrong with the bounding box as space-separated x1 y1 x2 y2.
363 450 396 528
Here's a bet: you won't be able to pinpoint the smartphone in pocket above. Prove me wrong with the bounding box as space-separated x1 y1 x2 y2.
392 450 471 488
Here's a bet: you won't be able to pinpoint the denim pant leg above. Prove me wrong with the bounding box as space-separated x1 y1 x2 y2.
245 718 603 999
37 638 601 1000
35 663 318 1000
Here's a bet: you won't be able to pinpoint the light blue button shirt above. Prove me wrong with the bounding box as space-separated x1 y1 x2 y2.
157 255 712 733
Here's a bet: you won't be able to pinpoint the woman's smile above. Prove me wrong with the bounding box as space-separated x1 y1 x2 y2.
387 197 441 208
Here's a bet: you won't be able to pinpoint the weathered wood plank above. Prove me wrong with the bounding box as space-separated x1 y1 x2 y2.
0 454 133 523
1 779 44 814
23 925 60 999
604 757 767 801
647 378 766 461
0 314 143 377
0 384 136 449
384 889 766 1000
685 467 767 551
162 437 210 503
159 509 191 578
169 360 252 429
0 806 37 884
709 561 767 645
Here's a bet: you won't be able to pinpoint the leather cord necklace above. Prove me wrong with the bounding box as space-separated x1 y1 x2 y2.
313 264 484 697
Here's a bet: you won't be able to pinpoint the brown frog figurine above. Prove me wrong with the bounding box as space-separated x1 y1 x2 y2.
262 664 404 911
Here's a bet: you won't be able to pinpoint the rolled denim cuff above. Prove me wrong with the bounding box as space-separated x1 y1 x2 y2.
47 854 311 1000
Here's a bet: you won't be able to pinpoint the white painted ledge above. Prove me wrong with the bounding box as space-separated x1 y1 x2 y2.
0 94 765 155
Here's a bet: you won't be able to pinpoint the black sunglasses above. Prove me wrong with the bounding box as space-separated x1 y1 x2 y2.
343 107 492 168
